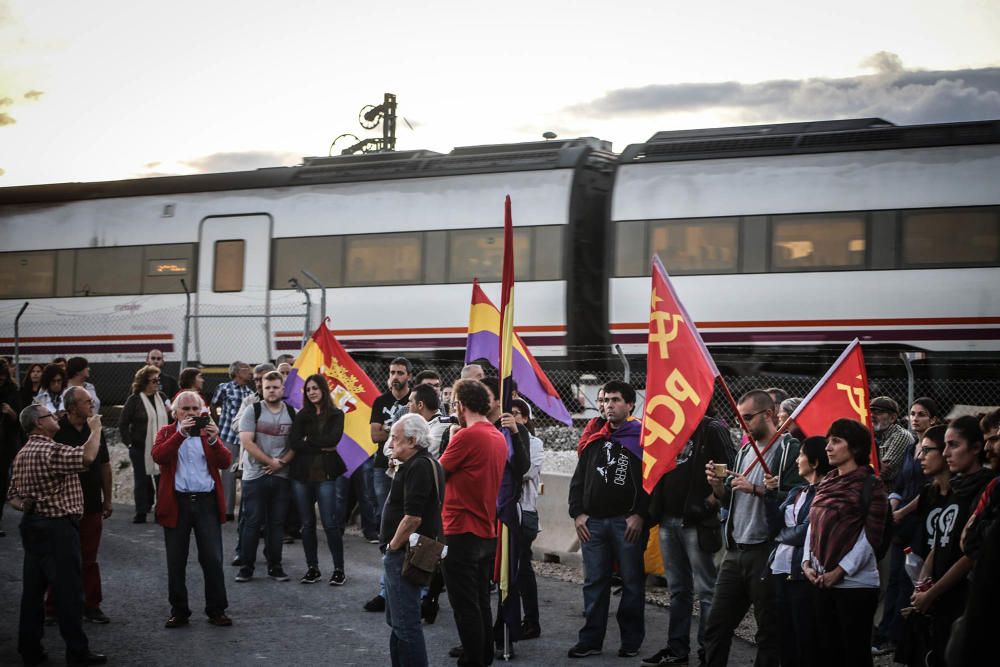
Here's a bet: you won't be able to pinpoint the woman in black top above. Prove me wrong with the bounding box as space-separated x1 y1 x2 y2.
118 365 171 523
288 374 345 585
17 363 44 411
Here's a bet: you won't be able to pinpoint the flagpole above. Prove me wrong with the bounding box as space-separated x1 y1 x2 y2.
716 376 772 476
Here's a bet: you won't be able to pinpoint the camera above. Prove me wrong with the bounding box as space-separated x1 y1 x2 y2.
190 415 211 436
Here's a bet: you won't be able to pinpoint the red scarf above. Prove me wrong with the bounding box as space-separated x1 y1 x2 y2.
808 466 887 571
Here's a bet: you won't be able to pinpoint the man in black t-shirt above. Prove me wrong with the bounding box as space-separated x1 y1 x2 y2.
644 417 733 666
53 386 112 624
363 357 412 612
380 413 443 667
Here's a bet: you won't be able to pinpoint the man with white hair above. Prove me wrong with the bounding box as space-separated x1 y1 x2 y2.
381 413 444 667
151 391 233 628
460 363 485 381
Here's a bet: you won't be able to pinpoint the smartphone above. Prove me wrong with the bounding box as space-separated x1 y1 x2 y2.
191 415 211 436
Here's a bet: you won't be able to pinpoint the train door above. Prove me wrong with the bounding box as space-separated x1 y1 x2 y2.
195 214 273 365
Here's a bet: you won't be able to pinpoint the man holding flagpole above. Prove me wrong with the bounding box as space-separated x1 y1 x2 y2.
701 389 802 667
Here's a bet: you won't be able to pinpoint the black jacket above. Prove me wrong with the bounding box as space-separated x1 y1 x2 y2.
569 429 649 520
117 391 172 449
648 417 733 525
288 406 345 481
766 484 816 580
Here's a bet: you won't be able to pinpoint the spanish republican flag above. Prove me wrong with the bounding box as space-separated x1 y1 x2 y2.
788 338 879 475
285 319 380 476
465 283 573 426
642 256 720 494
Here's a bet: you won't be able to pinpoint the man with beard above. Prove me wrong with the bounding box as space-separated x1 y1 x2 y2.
869 396 915 488
701 389 802 667
235 372 295 582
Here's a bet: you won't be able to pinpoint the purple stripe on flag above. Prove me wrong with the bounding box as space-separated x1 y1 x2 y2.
465 329 500 365
338 434 373 477
284 370 305 410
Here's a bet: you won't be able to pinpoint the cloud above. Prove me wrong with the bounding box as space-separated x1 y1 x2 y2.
0 112 14 126
0 96 11 106
144 160 161 169
567 53 1000 125
181 150 301 173
23 89 42 100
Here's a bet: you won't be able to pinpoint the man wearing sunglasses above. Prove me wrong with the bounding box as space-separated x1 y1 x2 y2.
7 404 108 665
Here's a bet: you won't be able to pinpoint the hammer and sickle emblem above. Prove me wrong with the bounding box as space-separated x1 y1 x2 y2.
650 311 684 360
835 381 868 422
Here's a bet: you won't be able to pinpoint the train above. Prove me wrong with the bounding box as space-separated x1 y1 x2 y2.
1 116 999 391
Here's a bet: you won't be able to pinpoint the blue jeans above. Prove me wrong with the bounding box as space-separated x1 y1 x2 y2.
292 479 344 571
659 517 718 657
373 465 391 527
383 548 429 667
579 516 646 652
346 458 379 537
239 475 291 571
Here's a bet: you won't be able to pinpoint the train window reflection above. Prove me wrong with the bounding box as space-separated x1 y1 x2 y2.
213 240 245 293
345 233 422 286
271 236 343 289
0 251 56 298
771 214 866 271
143 243 196 294
75 247 143 296
650 218 739 274
902 208 1000 267
448 228 531 283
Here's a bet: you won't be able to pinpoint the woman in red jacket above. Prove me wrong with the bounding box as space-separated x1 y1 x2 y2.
151 390 233 629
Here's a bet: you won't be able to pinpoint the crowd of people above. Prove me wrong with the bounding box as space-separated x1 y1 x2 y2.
2 350 1000 667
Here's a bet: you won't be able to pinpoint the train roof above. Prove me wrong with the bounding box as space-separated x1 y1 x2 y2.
619 117 1000 163
0 137 615 206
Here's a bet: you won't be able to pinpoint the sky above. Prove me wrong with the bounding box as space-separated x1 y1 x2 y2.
1 0 999 186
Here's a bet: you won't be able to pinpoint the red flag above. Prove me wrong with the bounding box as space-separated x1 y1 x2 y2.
642 256 721 493
788 338 879 475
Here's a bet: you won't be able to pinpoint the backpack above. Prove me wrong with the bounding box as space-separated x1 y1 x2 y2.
861 470 894 560
253 400 296 424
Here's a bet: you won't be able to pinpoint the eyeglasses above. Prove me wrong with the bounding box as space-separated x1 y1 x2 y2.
38 413 56 420
740 409 769 423
150 378 161 383
919 446 941 455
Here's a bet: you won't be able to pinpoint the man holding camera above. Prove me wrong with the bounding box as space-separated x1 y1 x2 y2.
151 391 233 628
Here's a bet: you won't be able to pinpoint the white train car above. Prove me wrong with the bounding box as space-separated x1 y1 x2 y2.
609 118 1000 372
0 139 615 373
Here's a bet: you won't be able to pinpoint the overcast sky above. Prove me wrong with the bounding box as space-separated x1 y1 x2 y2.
1 0 999 185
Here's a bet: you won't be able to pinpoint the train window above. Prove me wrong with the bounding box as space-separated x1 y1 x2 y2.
771 214 866 271
650 218 739 274
448 227 531 283
532 226 564 280
271 236 343 289
901 208 1000 267
614 221 648 277
345 233 422 286
143 243 195 294
74 246 143 296
213 240 245 292
0 251 56 298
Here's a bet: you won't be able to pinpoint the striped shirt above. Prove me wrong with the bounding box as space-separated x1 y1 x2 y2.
7 434 86 518
212 380 253 447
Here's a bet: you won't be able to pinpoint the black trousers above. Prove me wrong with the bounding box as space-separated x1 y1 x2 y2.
164 492 228 618
813 586 878 667
18 515 89 659
772 574 819 667
443 533 497 667
703 546 779 667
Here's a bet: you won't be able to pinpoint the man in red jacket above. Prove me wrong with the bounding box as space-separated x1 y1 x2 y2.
151 391 233 629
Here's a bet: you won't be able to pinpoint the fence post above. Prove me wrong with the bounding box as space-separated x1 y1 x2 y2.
615 344 631 384
180 279 191 368
900 352 925 412
301 269 326 324
288 278 312 346
13 301 28 383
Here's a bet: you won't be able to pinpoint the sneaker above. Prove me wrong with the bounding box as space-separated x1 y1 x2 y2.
83 607 110 624
448 645 464 658
300 567 322 584
871 641 896 656
235 567 253 582
329 570 346 586
364 533 380 544
568 645 602 658
619 648 640 658
364 594 386 612
231 555 243 567
641 648 688 665
268 566 290 581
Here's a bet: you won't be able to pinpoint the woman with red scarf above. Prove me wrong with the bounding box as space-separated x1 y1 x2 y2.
802 419 888 667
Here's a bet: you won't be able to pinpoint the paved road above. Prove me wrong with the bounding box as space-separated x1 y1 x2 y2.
0 507 756 665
